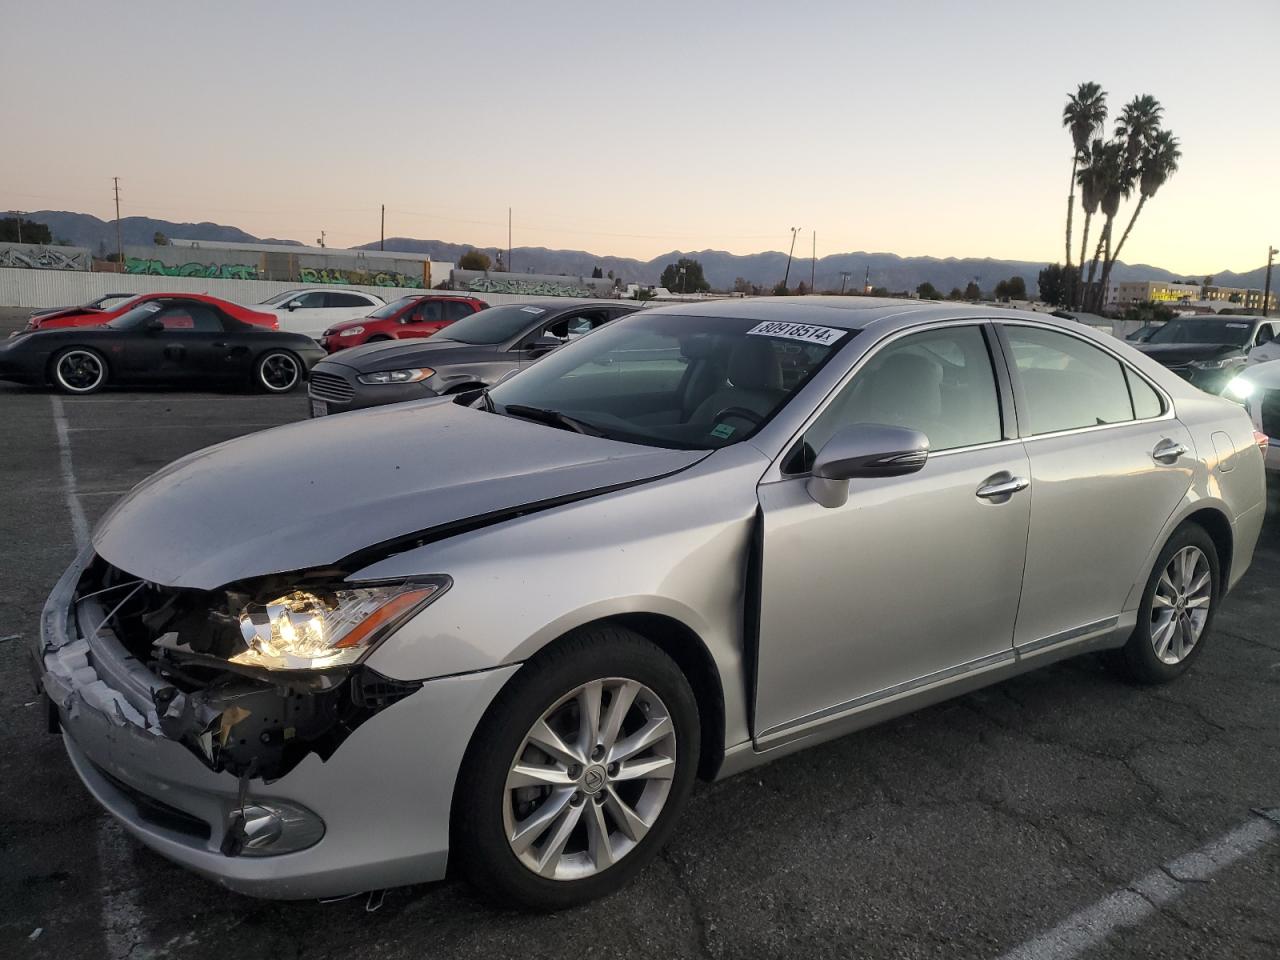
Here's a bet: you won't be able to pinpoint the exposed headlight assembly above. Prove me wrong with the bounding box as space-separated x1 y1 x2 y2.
1191 357 1240 369
233 578 448 671
339 326 365 337
357 367 435 385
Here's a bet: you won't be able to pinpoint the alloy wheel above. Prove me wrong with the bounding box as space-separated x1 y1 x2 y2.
503 677 677 881
1150 545 1212 665
260 353 299 391
55 350 105 392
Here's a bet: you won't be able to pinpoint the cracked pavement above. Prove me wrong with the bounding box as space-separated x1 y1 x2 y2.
0 329 1276 959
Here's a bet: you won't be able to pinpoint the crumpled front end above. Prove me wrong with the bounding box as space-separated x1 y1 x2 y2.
33 548 516 899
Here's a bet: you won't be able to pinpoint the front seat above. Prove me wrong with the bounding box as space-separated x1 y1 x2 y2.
840 352 945 438
690 338 785 423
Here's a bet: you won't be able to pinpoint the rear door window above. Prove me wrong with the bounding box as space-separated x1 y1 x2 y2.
1003 325 1134 434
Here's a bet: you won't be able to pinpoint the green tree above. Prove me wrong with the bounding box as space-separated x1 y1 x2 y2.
1074 137 1109 305
1062 82 1107 271
869 286 891 297
773 281 790 296
732 276 752 293
1101 128 1180 297
153 231 168 245
1037 264 1074 306
916 281 942 300
0 216 52 244
458 249 491 271
795 281 809 296
659 257 710 293
963 281 981 300
591 265 603 278
948 287 964 300
1082 138 1130 310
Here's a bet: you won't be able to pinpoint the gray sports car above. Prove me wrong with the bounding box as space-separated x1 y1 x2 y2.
33 298 1265 909
307 299 639 416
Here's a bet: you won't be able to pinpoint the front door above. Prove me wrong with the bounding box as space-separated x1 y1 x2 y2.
754 323 1031 746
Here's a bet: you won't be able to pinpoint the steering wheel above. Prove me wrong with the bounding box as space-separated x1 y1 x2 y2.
714 406 764 426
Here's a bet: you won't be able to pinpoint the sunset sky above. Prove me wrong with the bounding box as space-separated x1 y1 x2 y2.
3 0 1277 274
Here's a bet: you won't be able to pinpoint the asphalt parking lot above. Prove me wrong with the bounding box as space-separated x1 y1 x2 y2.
1 342 1278 958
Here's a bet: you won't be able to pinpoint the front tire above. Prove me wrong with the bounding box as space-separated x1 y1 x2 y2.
51 347 108 394
255 350 302 393
453 625 700 910
1110 522 1220 684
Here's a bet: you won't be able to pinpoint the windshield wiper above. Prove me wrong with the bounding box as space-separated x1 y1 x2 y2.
502 403 603 437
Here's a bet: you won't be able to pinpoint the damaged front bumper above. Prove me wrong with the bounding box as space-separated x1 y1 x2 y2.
34 547 517 899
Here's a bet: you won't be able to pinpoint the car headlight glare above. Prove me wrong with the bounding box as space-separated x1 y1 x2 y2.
357 367 435 385
232 580 447 671
1224 376 1254 400
1191 357 1238 369
339 326 365 337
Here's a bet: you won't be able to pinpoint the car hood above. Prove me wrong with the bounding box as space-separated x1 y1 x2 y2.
321 337 491 373
1136 343 1244 364
92 398 707 589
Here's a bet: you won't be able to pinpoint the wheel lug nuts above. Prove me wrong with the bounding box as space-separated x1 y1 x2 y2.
639 701 650 713
568 764 581 778
570 791 583 806
590 745 604 761
607 762 619 776
594 791 606 804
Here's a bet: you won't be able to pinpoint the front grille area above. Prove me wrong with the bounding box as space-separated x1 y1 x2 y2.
1260 389 1280 439
308 370 355 403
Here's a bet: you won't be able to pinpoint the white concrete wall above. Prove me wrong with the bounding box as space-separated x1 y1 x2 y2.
0 268 623 311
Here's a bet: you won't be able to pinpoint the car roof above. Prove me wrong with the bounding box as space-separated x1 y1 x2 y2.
640 295 1057 334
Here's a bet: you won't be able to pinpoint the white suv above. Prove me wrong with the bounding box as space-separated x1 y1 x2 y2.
258 289 385 339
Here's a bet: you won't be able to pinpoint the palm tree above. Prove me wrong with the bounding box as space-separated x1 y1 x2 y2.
1099 129 1181 298
1082 140 1129 310
1115 95 1163 167
1062 83 1107 270
1075 138 1107 308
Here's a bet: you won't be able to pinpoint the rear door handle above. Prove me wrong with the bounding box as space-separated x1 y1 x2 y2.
1152 438 1188 464
976 474 1030 500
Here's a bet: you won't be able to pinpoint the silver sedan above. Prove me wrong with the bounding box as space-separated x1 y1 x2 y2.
33 298 1266 909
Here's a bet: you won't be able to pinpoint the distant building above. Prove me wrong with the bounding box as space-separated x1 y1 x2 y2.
1106 279 1275 313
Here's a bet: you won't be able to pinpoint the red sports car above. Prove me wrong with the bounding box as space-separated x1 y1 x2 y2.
319 294 488 352
24 293 279 333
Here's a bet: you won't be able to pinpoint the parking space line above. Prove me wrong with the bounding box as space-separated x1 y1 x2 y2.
50 395 149 957
994 810 1279 960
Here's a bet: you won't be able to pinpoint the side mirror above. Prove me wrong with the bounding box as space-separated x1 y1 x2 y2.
526 335 561 355
145 318 165 333
806 423 929 509
286 300 302 311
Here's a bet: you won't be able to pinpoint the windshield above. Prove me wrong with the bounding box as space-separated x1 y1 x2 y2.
258 290 302 306
1145 317 1252 346
106 301 164 329
487 311 852 450
367 296 421 320
443 304 551 344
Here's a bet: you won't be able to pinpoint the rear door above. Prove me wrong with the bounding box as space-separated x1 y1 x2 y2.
997 321 1194 653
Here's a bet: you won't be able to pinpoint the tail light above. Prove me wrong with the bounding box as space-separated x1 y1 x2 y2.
1254 430 1269 452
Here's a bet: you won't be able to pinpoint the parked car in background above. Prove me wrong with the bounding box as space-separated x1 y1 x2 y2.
1224 362 1280 471
0 297 323 394
308 299 637 416
21 292 278 333
34 300 1264 909
29 292 137 320
1126 322 1165 342
319 294 489 353
256 288 385 339
1135 315 1279 393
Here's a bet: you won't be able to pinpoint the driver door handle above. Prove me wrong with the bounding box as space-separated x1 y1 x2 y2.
1152 438 1187 464
976 475 1030 500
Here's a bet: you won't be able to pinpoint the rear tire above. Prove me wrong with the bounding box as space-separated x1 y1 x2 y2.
1109 522 1219 685
51 347 108 395
453 625 700 910
255 350 302 393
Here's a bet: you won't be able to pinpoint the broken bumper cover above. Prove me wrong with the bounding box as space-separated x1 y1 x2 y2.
35 548 517 899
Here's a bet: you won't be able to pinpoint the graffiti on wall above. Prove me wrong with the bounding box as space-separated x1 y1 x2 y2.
125 257 262 280
299 267 425 288
0 245 90 270
466 277 594 297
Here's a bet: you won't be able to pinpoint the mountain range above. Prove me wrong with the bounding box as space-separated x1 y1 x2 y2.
13 209 1275 296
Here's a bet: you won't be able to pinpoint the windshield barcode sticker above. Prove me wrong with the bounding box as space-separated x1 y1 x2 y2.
746 321 843 345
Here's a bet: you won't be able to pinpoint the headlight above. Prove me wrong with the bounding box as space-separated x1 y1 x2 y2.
1225 377 1255 400
357 367 435 385
339 326 365 337
232 579 448 671
1191 357 1240 369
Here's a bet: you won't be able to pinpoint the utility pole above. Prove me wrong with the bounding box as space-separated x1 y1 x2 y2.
380 205 385 251
508 207 512 274
864 265 870 293
112 177 123 264
10 211 22 244
782 226 800 289
810 230 816 293
839 271 851 295
1264 245 1277 318
317 231 326 249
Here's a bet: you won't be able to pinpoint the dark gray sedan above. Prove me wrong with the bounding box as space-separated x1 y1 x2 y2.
307 299 638 416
